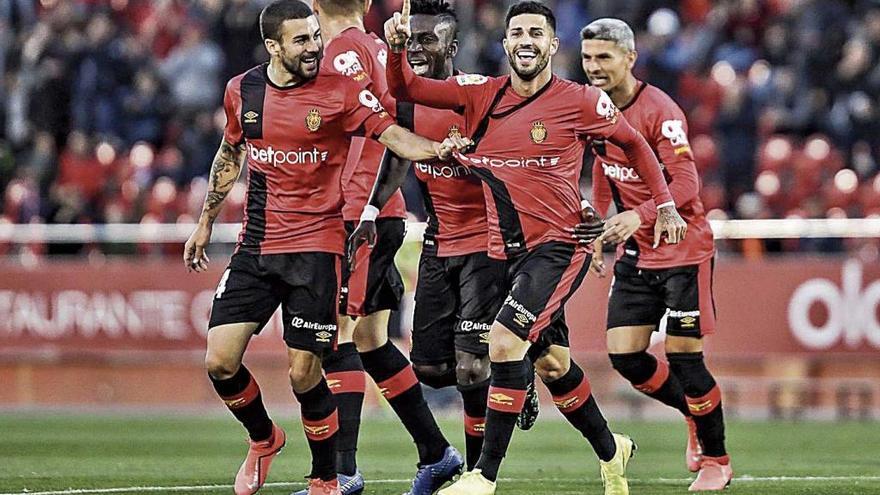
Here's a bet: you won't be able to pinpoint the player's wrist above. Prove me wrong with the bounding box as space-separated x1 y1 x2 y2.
656 201 676 211
360 205 380 222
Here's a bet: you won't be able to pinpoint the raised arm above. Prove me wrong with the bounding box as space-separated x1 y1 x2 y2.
184 139 245 271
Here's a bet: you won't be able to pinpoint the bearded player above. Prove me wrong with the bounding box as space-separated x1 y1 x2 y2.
290 1 462 494
353 2 688 494
183 2 464 494
577 18 732 491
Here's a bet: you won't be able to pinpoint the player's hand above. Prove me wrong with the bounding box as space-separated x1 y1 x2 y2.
655 204 687 248
565 203 604 244
384 0 411 53
346 220 377 271
599 210 642 245
589 239 607 278
184 222 212 272
437 135 473 160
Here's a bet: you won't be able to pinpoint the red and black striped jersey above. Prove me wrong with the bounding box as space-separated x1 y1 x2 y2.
591 82 715 269
223 64 394 255
386 51 673 260
397 101 488 257
322 27 407 221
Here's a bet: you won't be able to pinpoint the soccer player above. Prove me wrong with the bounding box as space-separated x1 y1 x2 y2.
354 2 688 494
183 2 463 494
579 19 733 491
293 1 462 494
364 0 537 473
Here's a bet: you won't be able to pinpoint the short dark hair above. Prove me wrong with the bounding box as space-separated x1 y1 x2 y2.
315 0 363 17
260 0 313 42
505 1 556 33
411 0 458 37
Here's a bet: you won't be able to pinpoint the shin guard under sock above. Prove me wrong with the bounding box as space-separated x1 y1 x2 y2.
475 360 529 481
293 379 339 481
668 352 727 457
210 366 273 441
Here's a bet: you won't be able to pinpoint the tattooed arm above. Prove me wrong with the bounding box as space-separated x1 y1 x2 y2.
184 139 246 272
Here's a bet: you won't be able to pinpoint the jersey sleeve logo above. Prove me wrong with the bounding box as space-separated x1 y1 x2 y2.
455 74 488 86
661 119 692 154
333 50 368 81
596 90 620 123
358 89 386 114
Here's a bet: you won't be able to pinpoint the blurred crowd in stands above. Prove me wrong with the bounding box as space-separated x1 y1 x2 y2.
1 0 879 257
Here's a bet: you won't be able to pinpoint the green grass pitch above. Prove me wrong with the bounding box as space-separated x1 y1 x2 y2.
1 413 878 494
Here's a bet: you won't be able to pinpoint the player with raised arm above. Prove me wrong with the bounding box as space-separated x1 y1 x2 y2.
183 2 462 495
353 0 538 475
577 19 732 491
288 1 463 494
352 2 688 494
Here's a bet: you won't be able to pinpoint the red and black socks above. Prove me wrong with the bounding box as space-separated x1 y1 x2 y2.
293 378 339 481
458 379 490 470
610 351 691 417
668 352 727 458
323 343 366 476
210 365 273 442
475 360 529 481
543 361 616 462
360 341 449 465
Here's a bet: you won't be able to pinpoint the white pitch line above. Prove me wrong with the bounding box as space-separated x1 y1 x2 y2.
4 476 880 495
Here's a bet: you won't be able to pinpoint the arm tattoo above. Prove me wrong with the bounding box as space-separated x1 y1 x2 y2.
201 140 245 222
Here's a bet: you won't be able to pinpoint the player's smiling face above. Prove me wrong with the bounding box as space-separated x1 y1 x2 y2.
270 15 324 82
407 14 457 79
503 14 558 81
581 39 635 91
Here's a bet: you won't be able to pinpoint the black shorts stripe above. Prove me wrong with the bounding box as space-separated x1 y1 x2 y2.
606 179 640 261
417 179 440 256
240 66 267 140
473 168 527 258
241 170 268 252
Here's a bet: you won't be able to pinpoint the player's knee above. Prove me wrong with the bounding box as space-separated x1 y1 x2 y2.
288 353 322 392
352 320 388 352
204 352 239 380
608 351 654 384
455 353 490 385
413 363 456 389
488 325 528 362
535 354 570 383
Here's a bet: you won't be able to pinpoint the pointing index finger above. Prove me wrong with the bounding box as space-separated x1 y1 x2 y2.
401 0 410 23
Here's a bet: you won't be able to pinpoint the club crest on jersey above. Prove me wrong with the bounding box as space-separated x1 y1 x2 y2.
243 111 259 124
530 121 547 144
448 124 462 140
306 108 322 132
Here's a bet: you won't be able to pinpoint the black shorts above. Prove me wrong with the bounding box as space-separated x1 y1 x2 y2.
410 251 507 366
606 257 717 337
496 242 589 345
340 219 406 317
208 252 341 353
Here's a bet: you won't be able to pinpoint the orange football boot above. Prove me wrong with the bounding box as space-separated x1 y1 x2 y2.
234 423 286 495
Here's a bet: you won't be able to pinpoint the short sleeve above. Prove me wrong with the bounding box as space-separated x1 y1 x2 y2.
576 86 622 140
650 104 694 165
341 79 395 138
222 79 243 145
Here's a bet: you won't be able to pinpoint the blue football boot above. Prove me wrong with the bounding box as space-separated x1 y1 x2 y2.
404 446 465 495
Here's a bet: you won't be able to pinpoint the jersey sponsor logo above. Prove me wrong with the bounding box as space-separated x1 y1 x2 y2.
596 90 620 123
305 108 322 132
415 161 471 179
668 310 700 318
455 153 561 169
455 74 488 86
460 320 492 332
246 143 329 167
788 260 880 350
243 111 259 124
333 50 367 81
505 295 536 327
358 89 386 114
602 162 641 182
530 121 548 144
291 316 337 337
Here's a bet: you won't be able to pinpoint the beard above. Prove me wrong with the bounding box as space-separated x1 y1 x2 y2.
506 48 550 81
281 48 323 82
